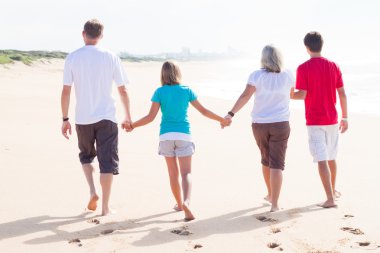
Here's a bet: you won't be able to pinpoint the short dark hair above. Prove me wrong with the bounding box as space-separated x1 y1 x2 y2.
304 32 323 53
84 19 103 39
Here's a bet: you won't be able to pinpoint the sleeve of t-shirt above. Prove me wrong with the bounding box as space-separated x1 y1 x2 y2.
188 88 198 102
113 56 129 87
63 56 73 86
335 64 344 89
151 88 160 103
286 69 295 88
247 71 256 86
295 65 307 90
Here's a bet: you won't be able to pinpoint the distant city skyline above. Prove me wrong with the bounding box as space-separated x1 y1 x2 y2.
1 0 379 63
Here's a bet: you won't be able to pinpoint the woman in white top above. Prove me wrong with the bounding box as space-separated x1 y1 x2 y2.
224 45 294 212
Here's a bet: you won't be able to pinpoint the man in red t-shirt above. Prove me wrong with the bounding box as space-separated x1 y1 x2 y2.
291 32 348 208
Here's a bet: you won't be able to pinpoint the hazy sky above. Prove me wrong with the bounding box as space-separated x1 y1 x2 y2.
1 0 379 61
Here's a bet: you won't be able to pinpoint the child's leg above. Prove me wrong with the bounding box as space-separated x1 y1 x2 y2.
269 168 282 212
178 156 195 220
164 157 183 210
262 165 271 202
317 161 336 208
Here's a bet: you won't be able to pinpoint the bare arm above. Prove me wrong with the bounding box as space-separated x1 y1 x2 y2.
118 86 132 130
228 85 256 115
130 102 160 130
290 88 307 100
61 85 72 139
191 99 228 125
337 87 348 133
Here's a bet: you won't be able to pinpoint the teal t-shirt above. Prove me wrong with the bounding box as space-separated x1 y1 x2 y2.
151 84 197 135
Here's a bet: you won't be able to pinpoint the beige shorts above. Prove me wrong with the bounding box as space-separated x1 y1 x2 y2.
307 124 339 163
158 140 195 157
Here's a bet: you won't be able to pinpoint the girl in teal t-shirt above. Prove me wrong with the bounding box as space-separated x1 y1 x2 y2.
129 61 229 221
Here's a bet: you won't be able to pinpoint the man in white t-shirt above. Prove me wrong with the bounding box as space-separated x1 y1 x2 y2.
61 19 132 216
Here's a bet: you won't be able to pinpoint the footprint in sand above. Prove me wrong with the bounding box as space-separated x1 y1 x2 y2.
343 214 354 218
267 242 283 251
101 229 115 235
256 216 278 222
87 218 100 224
68 238 82 247
271 227 281 234
340 227 364 235
350 241 380 250
193 244 203 249
171 226 193 236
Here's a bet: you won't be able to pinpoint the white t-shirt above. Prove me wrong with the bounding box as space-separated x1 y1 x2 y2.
63 45 128 124
247 69 294 123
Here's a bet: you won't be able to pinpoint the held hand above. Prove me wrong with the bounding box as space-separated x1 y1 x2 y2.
221 115 232 129
61 121 72 140
339 119 348 133
121 120 133 132
290 87 295 99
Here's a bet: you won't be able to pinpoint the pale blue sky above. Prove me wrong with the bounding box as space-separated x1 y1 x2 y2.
1 0 379 61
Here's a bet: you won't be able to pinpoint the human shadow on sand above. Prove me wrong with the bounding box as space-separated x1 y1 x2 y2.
0 213 90 241
0 211 174 244
20 210 176 245
131 203 328 247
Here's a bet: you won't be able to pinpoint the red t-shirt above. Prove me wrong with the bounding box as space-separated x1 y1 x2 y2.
296 57 344 125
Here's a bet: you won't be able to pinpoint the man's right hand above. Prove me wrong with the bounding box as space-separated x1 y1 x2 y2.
61 121 72 139
121 120 133 132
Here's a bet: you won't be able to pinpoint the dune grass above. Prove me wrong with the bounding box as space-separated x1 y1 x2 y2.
0 50 67 65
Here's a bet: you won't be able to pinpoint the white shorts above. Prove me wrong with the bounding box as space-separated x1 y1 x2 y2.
158 140 195 157
307 124 339 163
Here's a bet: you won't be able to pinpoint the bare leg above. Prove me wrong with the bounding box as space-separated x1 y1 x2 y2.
328 160 340 198
100 173 113 216
82 163 99 211
262 165 271 202
165 157 183 211
270 169 282 212
178 156 195 221
317 161 336 208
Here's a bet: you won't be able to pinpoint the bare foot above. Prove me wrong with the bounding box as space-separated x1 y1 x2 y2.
317 200 337 208
334 190 342 199
87 194 99 211
182 202 195 221
101 209 116 216
173 204 183 212
270 205 280 212
264 195 272 203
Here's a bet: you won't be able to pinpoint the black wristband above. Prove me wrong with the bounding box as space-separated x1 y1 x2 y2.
228 111 235 117
63 117 69 122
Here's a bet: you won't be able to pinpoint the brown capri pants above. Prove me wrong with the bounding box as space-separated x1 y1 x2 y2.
76 120 119 175
252 121 290 170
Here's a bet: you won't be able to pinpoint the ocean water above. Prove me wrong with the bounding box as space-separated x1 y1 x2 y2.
188 59 380 117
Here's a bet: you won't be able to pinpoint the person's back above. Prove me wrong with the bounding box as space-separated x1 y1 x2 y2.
292 31 348 209
64 46 126 124
61 19 131 216
250 69 293 123
296 57 343 125
153 84 196 135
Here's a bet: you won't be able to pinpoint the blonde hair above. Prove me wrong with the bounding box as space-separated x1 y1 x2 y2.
261 45 283 73
161 61 182 85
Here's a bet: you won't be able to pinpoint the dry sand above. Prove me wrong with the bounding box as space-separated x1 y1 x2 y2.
0 60 379 252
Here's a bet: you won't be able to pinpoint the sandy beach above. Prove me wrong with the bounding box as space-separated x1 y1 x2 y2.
0 60 379 253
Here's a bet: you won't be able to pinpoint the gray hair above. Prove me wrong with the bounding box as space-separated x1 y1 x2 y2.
261 45 283 73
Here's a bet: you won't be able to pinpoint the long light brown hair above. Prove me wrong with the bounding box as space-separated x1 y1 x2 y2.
161 61 182 85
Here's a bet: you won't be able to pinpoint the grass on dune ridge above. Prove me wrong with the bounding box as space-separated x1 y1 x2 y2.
0 50 67 65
